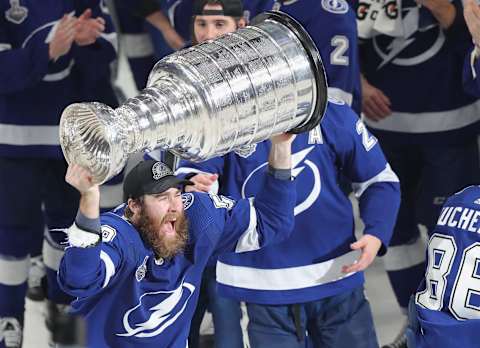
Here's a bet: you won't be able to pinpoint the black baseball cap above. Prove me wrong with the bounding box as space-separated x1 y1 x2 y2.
193 0 243 18
123 160 193 201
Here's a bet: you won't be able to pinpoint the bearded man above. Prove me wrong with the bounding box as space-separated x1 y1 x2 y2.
57 133 296 348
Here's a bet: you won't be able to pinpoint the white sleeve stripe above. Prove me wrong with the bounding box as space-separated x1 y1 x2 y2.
174 167 203 175
327 87 353 106
100 32 118 52
235 198 260 253
100 251 115 288
0 43 12 51
0 256 29 285
471 47 479 80
352 164 399 198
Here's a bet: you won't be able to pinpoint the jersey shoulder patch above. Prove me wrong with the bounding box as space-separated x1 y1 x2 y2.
321 0 348 14
182 193 195 210
101 225 117 243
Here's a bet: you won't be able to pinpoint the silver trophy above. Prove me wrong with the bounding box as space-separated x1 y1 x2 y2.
60 12 328 183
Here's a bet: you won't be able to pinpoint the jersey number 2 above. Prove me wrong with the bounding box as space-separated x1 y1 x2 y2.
356 120 377 151
416 233 480 320
330 36 349 66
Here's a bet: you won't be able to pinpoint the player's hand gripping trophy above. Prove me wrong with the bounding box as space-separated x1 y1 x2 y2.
59 12 328 183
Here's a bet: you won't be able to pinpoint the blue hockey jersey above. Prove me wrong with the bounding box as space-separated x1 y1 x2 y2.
72 1 118 108
358 0 480 144
0 0 117 158
58 173 295 347
176 100 401 304
463 47 480 98
269 0 361 113
412 185 480 348
112 0 157 89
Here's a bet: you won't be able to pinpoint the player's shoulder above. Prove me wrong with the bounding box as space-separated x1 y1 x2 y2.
319 0 350 15
182 192 197 211
184 192 236 212
447 185 480 207
99 205 136 244
322 97 360 130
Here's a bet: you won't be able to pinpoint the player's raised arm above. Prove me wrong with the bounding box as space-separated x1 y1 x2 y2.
58 165 123 298
201 133 296 255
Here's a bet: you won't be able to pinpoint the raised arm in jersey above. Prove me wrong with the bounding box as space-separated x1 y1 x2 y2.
56 133 295 348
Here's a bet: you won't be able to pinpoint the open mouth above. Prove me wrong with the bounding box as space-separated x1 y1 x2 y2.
162 218 177 235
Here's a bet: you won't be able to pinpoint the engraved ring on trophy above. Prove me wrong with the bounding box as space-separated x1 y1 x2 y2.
59 11 328 184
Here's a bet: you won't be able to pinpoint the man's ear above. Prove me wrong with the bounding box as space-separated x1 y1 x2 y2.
128 198 141 215
238 18 246 28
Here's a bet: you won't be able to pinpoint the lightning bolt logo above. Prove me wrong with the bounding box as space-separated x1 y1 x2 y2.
117 280 195 338
372 6 445 69
291 146 315 178
242 146 321 216
376 8 419 69
378 37 416 69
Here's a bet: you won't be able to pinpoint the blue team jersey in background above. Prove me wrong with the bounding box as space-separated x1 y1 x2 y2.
176 100 400 304
359 0 480 144
463 47 480 98
270 0 361 113
0 0 117 158
412 185 480 348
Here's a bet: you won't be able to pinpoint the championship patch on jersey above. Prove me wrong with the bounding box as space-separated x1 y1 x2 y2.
5 0 28 24
135 256 149 282
321 0 348 14
182 193 195 210
101 225 117 243
234 144 257 158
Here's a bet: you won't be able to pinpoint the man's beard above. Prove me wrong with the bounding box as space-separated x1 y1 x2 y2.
136 209 189 259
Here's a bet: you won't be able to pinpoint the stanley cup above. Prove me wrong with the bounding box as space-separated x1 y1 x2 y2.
60 11 328 184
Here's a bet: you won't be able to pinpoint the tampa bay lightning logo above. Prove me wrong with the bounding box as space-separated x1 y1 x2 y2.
373 7 444 70
5 0 28 24
182 193 194 210
321 0 348 14
242 146 321 216
117 280 195 338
